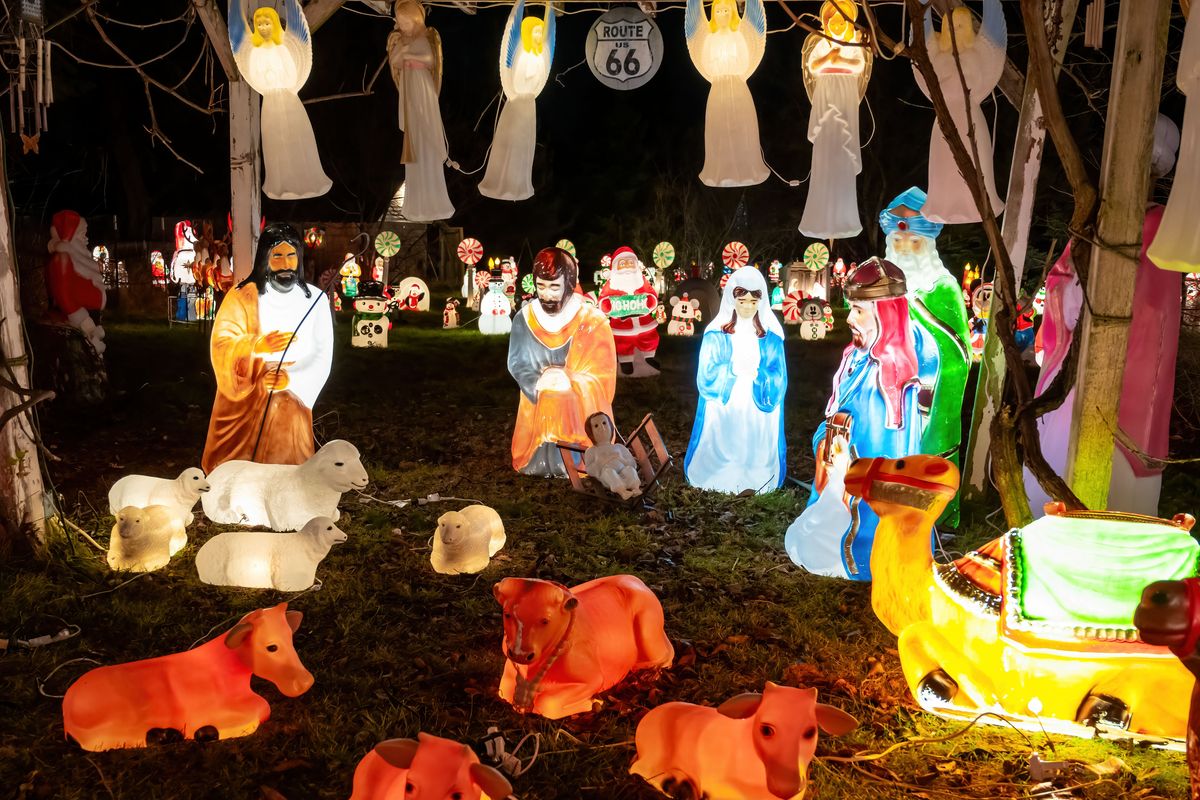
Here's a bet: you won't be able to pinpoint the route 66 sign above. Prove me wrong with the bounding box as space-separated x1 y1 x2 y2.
586 8 663 90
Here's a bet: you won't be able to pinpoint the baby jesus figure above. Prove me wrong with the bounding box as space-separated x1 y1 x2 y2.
582 412 642 500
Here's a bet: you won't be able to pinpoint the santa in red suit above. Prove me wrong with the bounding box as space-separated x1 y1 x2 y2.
46 210 107 354
598 246 660 376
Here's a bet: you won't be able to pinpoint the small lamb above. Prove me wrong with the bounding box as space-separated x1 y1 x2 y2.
431 506 506 575
201 440 369 531
195 517 347 591
582 412 642 500
107 505 188 572
108 467 209 525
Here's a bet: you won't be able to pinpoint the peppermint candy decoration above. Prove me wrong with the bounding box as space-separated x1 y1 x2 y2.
555 239 577 259
652 241 675 269
722 241 749 270
375 231 402 257
803 242 830 271
457 237 484 266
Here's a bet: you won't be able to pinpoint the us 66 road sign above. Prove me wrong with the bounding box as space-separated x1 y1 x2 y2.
585 8 663 91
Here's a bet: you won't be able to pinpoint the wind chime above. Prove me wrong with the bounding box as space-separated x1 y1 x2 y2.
9 0 52 154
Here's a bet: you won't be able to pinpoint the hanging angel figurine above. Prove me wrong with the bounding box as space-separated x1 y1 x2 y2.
478 0 555 201
685 0 768 187
229 0 332 200
1148 7 1200 272
798 1 872 240
912 0 1005 224
388 1 455 222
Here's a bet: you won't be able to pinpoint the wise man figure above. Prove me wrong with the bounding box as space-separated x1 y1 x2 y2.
800 258 927 582
202 222 334 473
880 187 971 526
508 247 617 477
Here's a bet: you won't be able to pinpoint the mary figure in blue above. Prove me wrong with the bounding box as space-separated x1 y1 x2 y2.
685 266 787 494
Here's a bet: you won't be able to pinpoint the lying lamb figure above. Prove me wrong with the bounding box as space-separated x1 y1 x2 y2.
108 467 209 525
582 412 642 500
202 440 369 531
195 517 347 591
107 505 188 572
431 505 506 575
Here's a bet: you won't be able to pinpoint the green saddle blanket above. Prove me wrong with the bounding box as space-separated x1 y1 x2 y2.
1010 514 1199 629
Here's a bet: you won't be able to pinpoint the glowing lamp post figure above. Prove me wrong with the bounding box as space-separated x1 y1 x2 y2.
479 0 555 201
229 0 332 200
798 1 872 240
685 0 768 187
685 266 787 495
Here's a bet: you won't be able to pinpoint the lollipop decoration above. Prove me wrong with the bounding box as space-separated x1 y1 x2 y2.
375 231 402 258
555 239 577 259
803 241 830 271
782 291 805 324
722 241 749 270
457 237 484 265
652 241 676 270
521 274 535 294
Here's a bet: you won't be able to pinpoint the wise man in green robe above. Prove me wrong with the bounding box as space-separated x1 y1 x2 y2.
880 187 971 526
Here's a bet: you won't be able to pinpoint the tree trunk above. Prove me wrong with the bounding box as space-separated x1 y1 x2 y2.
229 80 262 282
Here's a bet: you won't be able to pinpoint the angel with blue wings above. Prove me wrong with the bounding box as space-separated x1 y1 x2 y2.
478 0 555 201
229 0 332 200
912 0 1006 223
685 0 769 187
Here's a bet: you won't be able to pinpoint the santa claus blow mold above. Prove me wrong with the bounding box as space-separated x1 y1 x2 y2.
598 246 660 377
46 210 108 354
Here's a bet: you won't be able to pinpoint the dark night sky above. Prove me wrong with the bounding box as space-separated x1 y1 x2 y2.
5 0 1187 274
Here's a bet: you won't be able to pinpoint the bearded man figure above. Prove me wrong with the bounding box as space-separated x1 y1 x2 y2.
508 247 617 477
202 222 334 473
880 187 971 526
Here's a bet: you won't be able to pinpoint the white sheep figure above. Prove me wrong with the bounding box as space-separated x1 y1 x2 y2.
431 505 506 575
201 440 369 531
582 412 643 500
107 505 188 572
194 517 347 591
108 467 210 525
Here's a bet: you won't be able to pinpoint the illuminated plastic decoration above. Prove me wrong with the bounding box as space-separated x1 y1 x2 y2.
599 246 660 377
652 241 675 271
845 455 1198 742
1026 120 1181 518
107 506 188 572
196 516 345 590
479 0 555 201
62 603 313 751
799 1 872 239
388 0 454 222
109 468 209 526
303 226 325 249
1148 10 1200 272
912 0 1006 223
443 298 461 329
722 240 750 270
202 439 369 531
780 290 804 325
150 250 167 285
556 238 577 259
685 266 787 494
171 220 198 285
201 223 334 473
431 505 506 574
668 293 702 336
508 247 617 476
46 210 107 354
796 298 828 341
340 253 362 298
352 289 390 348
349 734 513 800
375 230 402 259
631 683 859 800
229 0 331 199
786 258 925 581
582 411 642 499
479 274 513 335
881 187 971 525
967 281 991 360
396 276 430 311
684 0 768 187
458 236 484 268
493 575 673 719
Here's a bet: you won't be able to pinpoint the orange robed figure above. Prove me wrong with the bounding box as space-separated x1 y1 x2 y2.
507 247 617 477
202 223 334 473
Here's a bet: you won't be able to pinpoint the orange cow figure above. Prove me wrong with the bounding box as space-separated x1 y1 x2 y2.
63 603 313 751
493 575 674 719
630 682 858 800
349 733 513 800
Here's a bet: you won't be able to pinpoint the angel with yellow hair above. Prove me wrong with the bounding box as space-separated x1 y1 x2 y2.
684 0 768 187
798 0 872 239
388 0 454 221
229 0 331 200
479 0 556 201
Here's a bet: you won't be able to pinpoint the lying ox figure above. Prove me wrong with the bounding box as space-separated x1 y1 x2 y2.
630 682 858 800
494 575 674 719
349 733 513 800
62 603 313 751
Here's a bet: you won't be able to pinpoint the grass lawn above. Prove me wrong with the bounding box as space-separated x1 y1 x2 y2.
0 309 1191 799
